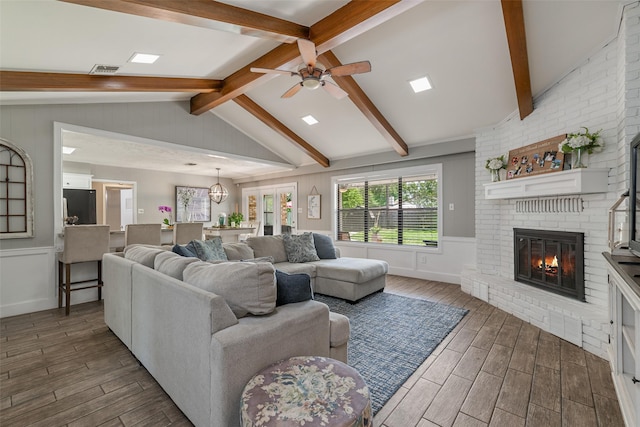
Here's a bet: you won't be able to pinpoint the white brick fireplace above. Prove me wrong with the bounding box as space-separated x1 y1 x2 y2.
461 3 640 359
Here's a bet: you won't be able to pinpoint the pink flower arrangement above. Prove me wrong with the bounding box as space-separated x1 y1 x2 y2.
158 205 172 225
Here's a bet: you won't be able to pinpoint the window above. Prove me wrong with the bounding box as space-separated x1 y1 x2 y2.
0 139 34 239
334 165 441 247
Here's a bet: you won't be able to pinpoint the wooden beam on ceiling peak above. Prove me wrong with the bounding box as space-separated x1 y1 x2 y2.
233 94 330 168
59 0 309 43
501 0 534 120
190 0 423 114
318 51 408 157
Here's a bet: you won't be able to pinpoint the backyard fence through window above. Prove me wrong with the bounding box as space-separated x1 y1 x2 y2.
335 169 439 247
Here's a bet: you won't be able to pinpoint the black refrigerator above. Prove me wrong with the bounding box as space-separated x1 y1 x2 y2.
63 189 97 225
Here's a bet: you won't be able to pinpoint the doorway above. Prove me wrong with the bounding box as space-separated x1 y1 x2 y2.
242 183 297 236
93 180 136 231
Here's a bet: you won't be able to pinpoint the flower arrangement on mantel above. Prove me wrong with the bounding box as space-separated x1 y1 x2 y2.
485 154 507 182
558 127 603 168
158 205 172 226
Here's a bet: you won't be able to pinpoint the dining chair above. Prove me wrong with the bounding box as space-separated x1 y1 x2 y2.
124 223 162 247
58 225 110 315
173 222 203 245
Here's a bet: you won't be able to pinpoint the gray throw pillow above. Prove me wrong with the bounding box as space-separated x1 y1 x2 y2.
186 237 228 262
312 233 337 259
275 270 313 306
282 232 320 263
183 261 276 318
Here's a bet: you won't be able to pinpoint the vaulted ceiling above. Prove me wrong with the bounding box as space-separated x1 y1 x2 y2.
0 0 626 178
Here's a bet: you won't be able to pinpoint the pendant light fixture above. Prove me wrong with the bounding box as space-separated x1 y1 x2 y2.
209 168 228 204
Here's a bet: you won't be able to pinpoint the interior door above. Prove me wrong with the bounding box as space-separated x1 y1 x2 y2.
242 183 297 236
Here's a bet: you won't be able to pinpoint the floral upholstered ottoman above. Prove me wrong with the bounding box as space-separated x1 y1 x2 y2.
240 356 372 427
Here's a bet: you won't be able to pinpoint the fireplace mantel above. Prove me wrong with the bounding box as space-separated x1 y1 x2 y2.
484 168 608 200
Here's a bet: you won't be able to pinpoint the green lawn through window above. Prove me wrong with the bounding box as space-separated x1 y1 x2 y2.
348 228 438 246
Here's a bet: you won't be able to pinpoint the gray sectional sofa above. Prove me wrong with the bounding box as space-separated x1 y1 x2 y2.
241 234 388 302
103 234 388 426
103 245 350 427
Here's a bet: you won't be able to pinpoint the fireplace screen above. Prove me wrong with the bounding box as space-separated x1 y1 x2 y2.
514 228 585 301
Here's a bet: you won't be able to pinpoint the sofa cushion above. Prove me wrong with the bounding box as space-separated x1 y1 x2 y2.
223 242 254 261
123 245 167 268
172 243 196 257
275 270 313 306
154 251 200 280
312 233 337 259
313 258 388 284
282 233 320 263
186 237 228 262
329 312 350 347
246 235 288 263
183 261 277 318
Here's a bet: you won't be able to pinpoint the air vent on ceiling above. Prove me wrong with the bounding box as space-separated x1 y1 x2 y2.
89 64 120 75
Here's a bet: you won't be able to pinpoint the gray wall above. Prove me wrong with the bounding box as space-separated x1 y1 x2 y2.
238 148 476 238
0 101 284 250
0 100 475 252
65 161 236 227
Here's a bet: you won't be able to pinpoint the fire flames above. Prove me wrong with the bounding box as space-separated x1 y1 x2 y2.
537 255 559 274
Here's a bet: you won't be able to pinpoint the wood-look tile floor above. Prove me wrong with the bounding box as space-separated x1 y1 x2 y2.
0 276 624 427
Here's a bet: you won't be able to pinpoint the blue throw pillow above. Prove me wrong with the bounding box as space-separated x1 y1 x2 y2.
172 244 196 257
186 238 228 262
312 233 337 259
275 270 313 306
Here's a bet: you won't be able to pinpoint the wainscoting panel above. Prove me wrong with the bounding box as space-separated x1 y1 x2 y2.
0 247 57 317
0 247 102 318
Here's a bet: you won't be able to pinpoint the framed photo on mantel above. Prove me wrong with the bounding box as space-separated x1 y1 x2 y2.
506 134 567 180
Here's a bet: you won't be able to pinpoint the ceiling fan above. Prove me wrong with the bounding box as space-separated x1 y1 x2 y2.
250 39 371 99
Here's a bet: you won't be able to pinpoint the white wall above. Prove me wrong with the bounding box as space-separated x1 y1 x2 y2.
462 3 640 358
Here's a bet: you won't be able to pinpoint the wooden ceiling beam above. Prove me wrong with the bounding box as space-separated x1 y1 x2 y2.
59 0 309 43
501 0 533 120
233 94 330 168
0 71 222 92
319 51 408 156
191 0 422 114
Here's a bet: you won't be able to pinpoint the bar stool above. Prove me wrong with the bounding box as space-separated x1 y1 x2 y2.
124 223 162 247
58 225 110 316
173 222 203 245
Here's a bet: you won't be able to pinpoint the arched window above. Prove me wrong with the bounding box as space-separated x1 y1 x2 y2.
0 139 34 239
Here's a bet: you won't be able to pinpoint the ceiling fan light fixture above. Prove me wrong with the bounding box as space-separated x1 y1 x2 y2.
409 76 432 93
302 79 321 90
209 168 229 204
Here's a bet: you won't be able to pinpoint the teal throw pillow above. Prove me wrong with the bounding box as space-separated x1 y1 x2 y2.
172 244 196 258
282 232 320 263
186 237 228 262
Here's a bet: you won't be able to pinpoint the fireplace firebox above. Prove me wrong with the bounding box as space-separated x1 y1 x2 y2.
513 228 585 301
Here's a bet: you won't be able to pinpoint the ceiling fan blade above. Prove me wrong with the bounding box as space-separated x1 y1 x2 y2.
250 67 295 76
322 81 348 100
281 83 303 98
327 61 372 77
297 39 317 69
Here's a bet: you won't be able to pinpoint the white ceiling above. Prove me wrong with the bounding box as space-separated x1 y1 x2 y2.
0 0 628 178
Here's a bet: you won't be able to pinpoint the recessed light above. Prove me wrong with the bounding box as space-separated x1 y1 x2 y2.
208 154 228 159
129 52 160 64
62 146 76 154
409 76 432 93
302 115 318 125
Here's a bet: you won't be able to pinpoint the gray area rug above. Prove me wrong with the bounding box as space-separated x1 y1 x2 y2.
315 292 468 414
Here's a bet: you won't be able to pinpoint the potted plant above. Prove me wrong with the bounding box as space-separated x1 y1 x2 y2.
229 212 244 227
158 205 173 228
558 126 603 169
485 155 507 182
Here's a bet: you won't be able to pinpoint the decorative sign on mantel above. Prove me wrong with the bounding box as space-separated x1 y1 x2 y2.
506 135 567 180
